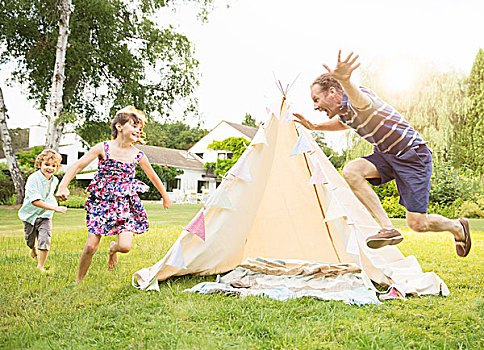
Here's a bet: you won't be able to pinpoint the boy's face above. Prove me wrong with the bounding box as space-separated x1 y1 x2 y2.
40 160 59 179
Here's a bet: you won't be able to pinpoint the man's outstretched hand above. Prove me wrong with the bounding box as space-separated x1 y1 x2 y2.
323 50 360 82
293 113 315 130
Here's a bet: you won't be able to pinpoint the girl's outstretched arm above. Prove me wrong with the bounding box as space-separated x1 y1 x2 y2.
55 142 104 201
138 155 173 209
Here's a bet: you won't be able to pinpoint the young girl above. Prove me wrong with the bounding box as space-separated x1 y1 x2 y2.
56 106 172 282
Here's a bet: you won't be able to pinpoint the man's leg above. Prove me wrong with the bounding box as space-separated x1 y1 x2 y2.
342 158 393 229
406 212 470 256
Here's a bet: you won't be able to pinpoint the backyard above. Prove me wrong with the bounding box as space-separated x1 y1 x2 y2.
0 203 483 349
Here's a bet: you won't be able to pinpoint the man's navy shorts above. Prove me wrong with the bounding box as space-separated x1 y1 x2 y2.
363 144 433 213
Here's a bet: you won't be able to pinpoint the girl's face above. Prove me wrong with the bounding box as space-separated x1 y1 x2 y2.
117 118 143 143
40 160 59 179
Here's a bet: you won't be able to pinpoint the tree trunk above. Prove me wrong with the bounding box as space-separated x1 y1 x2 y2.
0 87 25 204
45 0 72 151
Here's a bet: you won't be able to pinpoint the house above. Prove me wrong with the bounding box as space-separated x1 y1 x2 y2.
17 120 257 201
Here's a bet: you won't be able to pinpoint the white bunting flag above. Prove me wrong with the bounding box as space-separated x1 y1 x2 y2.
346 226 360 256
165 240 186 269
251 128 268 145
323 197 347 222
208 187 234 210
228 150 252 182
290 133 314 156
307 159 328 185
281 107 293 124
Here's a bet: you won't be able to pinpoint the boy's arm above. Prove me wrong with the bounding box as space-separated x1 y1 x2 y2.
293 114 351 131
56 142 103 201
323 50 371 110
31 200 67 213
138 155 173 209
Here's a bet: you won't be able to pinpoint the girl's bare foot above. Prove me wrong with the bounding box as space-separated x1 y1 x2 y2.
30 248 38 259
37 266 46 272
108 241 118 270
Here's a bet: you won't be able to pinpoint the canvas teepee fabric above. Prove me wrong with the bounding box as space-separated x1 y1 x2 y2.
132 99 449 297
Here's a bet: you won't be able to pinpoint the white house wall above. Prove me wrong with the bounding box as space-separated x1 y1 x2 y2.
189 122 251 163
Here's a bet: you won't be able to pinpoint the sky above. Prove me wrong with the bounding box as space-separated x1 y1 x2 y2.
1 0 483 149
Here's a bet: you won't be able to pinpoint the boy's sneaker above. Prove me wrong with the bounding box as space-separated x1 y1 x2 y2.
366 229 404 249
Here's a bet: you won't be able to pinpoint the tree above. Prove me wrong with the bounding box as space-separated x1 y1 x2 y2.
242 113 257 128
453 49 484 173
204 137 249 178
0 87 25 204
45 0 72 150
0 0 207 146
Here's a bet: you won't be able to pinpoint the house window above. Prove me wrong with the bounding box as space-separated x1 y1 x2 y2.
217 153 227 160
166 178 181 192
226 152 233 159
61 154 68 165
197 180 208 193
195 153 203 159
78 152 85 159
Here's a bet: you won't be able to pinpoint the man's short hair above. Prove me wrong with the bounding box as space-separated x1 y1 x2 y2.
311 73 343 94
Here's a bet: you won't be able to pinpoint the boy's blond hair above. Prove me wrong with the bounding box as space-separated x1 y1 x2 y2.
35 149 63 170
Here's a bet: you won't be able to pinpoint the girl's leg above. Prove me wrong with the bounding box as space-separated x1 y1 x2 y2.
108 231 133 270
77 232 102 282
37 249 49 271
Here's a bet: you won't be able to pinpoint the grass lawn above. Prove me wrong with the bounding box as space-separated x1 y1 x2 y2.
1 203 483 349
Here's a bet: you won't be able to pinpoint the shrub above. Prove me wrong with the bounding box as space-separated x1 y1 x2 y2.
381 196 406 218
0 178 15 204
58 195 88 209
456 201 484 218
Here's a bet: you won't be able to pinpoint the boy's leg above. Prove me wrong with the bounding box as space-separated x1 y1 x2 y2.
108 231 133 270
37 250 49 271
77 232 102 282
36 218 52 269
23 221 37 259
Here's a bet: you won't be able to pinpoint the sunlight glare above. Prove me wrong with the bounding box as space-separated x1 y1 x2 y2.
382 61 415 93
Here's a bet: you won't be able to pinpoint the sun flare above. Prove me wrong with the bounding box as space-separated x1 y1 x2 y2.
381 61 415 93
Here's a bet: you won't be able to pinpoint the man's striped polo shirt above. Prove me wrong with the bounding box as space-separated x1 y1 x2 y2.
337 87 427 155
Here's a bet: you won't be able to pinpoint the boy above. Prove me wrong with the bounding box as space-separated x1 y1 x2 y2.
18 149 67 271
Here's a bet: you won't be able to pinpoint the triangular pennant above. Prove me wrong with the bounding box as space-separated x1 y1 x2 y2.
281 107 293 124
165 240 186 268
227 150 252 182
323 197 347 222
346 226 360 256
251 128 268 145
269 101 281 118
290 134 314 156
307 159 328 185
208 187 234 210
184 210 206 241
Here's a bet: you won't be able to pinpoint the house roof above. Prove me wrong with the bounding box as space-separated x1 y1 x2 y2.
135 144 204 170
223 121 258 138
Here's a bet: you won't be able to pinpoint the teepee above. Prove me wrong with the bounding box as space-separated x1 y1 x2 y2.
133 95 449 297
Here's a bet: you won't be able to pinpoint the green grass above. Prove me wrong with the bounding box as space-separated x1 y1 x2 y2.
1 203 483 349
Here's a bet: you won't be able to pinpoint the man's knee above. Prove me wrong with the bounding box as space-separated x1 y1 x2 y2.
406 215 429 232
342 161 364 185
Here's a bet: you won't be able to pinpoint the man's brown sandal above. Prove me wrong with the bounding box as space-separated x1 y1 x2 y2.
455 218 471 257
366 228 404 249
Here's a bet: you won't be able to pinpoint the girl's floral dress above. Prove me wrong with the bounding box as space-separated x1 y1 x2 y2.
84 141 149 236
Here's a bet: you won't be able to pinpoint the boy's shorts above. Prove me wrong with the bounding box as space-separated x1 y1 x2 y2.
23 218 52 250
363 144 433 213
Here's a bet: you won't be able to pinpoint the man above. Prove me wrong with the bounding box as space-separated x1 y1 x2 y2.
294 50 471 257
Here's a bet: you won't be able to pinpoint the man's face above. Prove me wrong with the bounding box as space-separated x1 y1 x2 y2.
310 85 342 118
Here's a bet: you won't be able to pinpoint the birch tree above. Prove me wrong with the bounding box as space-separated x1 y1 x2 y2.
0 87 25 204
45 0 72 151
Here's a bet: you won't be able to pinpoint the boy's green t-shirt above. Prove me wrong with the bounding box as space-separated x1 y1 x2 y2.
18 170 59 225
